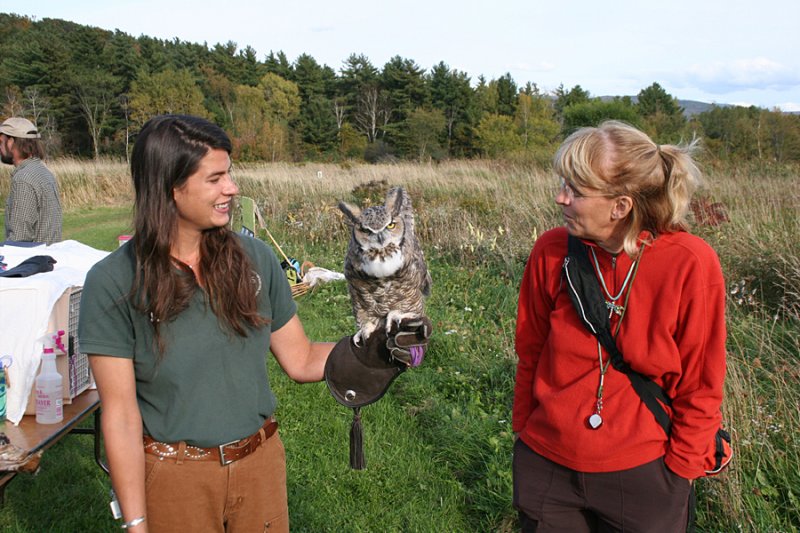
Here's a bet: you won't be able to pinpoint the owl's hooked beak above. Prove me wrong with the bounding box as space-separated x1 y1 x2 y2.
376 233 385 245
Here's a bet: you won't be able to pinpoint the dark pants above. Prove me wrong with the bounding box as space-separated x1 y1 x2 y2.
513 439 693 533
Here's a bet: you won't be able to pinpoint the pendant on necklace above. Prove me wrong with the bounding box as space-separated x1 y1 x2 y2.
588 413 603 429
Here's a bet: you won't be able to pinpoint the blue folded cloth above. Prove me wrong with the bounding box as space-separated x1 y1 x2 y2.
0 255 57 278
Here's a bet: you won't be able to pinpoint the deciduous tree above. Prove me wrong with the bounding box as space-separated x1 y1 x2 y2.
201 66 237 129
258 73 301 123
515 91 560 161
353 84 389 143
697 105 760 160
404 107 446 161
561 98 640 134
230 84 268 160
3 85 24 118
128 68 208 125
73 68 122 159
476 114 520 158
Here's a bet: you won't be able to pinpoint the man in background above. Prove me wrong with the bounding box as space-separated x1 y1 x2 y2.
0 117 62 245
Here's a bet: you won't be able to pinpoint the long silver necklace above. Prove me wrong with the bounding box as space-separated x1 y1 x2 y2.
587 247 643 430
590 247 636 316
588 339 611 429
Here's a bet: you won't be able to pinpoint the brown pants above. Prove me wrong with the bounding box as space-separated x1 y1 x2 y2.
144 431 289 533
513 439 692 533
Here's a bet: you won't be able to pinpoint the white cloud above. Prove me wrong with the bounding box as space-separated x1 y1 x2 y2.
682 57 800 94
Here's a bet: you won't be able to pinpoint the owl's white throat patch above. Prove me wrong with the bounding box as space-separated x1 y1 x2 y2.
361 249 404 277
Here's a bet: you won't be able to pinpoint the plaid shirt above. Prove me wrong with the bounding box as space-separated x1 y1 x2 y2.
4 158 63 245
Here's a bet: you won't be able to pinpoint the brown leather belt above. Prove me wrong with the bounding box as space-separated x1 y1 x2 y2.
143 417 278 466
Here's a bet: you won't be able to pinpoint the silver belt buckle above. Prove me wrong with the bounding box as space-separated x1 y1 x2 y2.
217 439 239 466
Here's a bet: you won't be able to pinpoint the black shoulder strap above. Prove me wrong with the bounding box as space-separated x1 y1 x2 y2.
564 235 673 435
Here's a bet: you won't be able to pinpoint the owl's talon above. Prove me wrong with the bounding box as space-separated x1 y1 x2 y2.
353 323 377 347
352 331 364 347
385 311 416 334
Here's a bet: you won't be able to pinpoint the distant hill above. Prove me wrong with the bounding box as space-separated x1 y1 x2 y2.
599 95 729 117
676 99 730 117
627 97 798 116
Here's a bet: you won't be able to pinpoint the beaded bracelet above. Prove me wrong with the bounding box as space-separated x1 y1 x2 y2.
120 516 146 529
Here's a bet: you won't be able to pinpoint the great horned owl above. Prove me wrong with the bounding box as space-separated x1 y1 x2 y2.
339 186 432 346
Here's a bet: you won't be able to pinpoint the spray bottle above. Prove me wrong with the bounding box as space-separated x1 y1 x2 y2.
0 355 11 422
35 330 65 424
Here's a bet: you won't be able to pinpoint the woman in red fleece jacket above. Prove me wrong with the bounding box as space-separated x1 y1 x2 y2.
512 121 727 532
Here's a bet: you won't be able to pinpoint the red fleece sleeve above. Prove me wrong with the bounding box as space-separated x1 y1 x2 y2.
664 248 727 479
513 241 556 433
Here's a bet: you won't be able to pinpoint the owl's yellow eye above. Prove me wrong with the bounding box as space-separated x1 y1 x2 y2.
386 222 396 230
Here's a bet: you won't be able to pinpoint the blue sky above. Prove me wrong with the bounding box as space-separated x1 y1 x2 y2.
10 0 800 111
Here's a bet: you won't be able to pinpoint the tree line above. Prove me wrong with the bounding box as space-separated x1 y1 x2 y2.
2 13 799 165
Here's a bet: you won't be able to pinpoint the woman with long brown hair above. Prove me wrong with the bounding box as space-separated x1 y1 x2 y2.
79 115 335 532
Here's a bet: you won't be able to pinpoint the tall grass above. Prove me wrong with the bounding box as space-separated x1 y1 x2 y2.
0 158 134 209
0 158 797 531
691 165 800 531
2 159 559 265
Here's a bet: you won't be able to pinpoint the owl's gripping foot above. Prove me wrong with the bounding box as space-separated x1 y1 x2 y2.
353 322 378 347
385 310 419 334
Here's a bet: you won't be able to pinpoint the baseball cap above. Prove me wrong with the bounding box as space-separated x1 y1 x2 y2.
0 117 41 139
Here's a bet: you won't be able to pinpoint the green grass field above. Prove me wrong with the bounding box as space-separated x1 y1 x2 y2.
0 159 798 532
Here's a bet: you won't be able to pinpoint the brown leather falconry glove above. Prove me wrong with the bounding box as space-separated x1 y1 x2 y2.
386 316 432 367
324 316 432 469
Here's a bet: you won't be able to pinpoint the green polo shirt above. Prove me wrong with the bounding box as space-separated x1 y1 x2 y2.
78 234 296 447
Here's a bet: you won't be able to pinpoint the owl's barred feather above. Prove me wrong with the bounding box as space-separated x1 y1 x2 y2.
339 186 431 344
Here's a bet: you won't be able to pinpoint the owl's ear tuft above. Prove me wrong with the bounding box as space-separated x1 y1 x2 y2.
338 201 361 225
385 187 408 218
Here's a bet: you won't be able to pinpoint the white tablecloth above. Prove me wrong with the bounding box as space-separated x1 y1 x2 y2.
0 240 109 424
